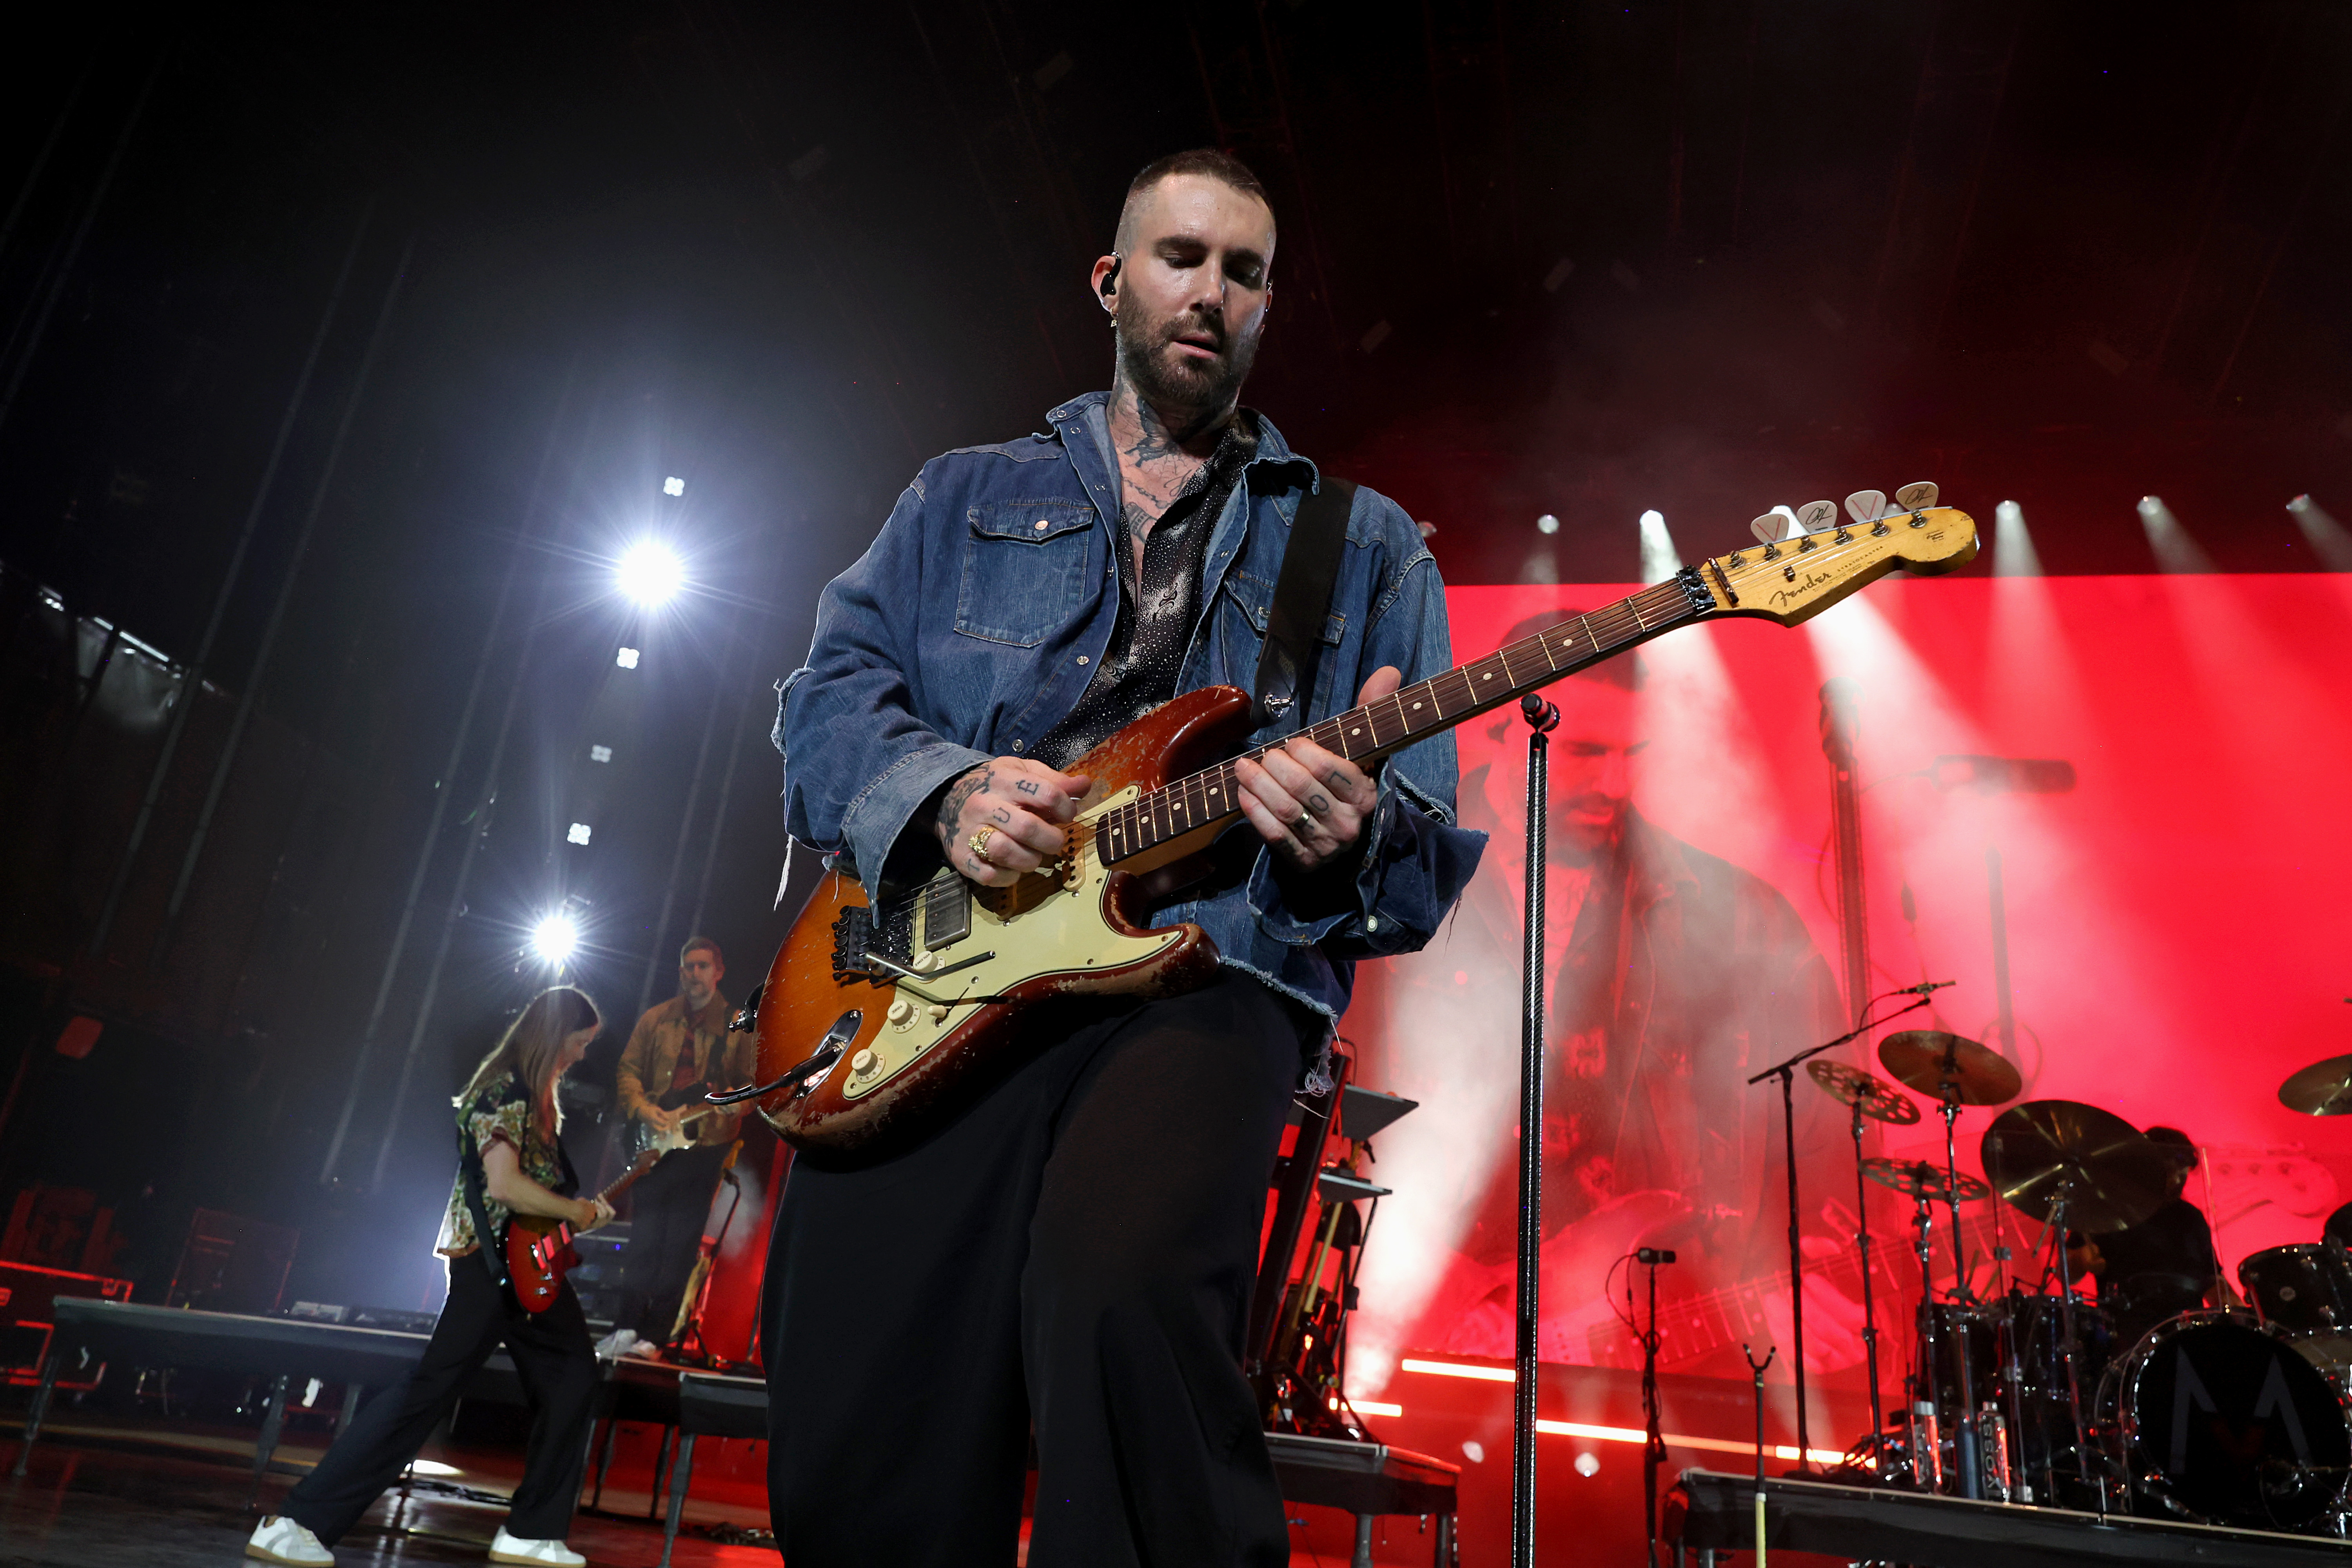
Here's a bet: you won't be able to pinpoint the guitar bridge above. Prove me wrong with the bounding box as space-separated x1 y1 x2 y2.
831 906 909 981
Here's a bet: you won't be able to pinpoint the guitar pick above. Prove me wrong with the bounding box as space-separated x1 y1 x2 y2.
1895 481 1938 511
1750 512 1789 546
1797 499 1838 534
1844 489 1887 524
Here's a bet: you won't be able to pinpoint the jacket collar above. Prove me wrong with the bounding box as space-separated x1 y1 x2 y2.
1043 390 1320 493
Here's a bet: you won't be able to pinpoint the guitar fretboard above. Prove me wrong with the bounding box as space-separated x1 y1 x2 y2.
1096 572 1711 865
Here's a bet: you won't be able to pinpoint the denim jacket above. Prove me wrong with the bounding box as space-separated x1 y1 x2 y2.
775 391 1488 1024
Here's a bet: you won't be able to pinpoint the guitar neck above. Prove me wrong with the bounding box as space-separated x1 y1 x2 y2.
1097 573 1713 866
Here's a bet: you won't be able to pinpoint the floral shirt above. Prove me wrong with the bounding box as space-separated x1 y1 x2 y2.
433 1070 568 1258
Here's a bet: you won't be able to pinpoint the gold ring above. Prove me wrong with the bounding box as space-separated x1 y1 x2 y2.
969 825 996 862
1292 811 1314 832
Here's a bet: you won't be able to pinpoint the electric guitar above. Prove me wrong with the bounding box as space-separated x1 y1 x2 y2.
741 488 1979 1156
623 1081 728 1159
506 1147 663 1314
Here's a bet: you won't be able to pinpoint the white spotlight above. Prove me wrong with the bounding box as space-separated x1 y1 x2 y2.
1993 500 2042 577
2287 494 2352 571
616 540 684 607
1637 508 1681 584
662 475 685 497
1535 513 1560 535
615 646 640 669
529 913 579 967
565 822 592 846
2137 495 2212 573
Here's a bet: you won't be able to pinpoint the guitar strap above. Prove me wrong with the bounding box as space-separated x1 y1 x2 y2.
1250 476 1355 728
459 1132 510 1290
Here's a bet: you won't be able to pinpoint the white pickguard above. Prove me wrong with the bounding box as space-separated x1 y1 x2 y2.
837 785 1182 1100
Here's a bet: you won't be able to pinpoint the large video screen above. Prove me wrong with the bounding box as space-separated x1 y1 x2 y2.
1345 572 2352 1397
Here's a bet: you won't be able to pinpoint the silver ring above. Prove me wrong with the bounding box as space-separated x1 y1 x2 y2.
1292 811 1314 832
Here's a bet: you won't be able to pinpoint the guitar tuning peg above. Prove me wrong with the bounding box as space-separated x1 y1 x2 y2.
1797 500 1839 534
1894 481 1938 512
1751 512 1789 546
1844 489 1887 525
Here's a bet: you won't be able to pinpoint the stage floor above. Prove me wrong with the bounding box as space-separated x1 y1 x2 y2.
0 1414 776 1568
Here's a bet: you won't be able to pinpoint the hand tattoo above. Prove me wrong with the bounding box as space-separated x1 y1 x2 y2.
1015 779 1040 795
1307 792 1330 814
1326 769 1348 791
937 766 992 834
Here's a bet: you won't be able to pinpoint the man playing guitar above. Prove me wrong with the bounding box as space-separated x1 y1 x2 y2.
600 936 748 1359
764 149 1484 1565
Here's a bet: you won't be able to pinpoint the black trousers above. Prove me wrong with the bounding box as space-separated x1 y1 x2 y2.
618 1142 725 1342
762 972 1305 1568
284 1254 597 1544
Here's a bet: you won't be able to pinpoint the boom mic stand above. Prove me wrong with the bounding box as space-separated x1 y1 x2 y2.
1512 693 1557 1568
1747 989 1935 1473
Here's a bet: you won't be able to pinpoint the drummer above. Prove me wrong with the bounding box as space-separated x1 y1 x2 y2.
2065 1126 2241 1345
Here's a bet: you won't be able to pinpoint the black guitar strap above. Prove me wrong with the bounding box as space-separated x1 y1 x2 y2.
1252 477 1355 728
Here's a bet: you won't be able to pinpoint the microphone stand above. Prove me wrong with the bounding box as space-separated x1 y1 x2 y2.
1746 990 1935 1473
1511 694 1557 1568
1639 1247 1673 1568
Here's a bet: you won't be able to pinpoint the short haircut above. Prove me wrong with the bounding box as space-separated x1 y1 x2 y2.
1116 149 1274 252
679 936 722 967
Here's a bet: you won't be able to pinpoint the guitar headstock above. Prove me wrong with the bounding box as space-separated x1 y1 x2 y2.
1701 483 1977 627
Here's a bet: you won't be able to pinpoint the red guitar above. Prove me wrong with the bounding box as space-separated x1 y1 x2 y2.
505 1147 664 1314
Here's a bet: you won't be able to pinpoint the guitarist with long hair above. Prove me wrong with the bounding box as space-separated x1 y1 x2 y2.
764 149 1485 1566
247 987 612 1568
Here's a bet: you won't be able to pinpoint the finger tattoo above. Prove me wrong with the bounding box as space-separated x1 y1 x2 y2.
1016 779 1040 795
1307 792 1331 815
991 806 1011 824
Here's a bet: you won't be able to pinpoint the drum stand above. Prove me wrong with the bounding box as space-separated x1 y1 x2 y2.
2045 1183 2105 1518
1845 1098 1886 1457
1906 1188 1984 1497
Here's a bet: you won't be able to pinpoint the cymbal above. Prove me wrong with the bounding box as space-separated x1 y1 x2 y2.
1808 1060 1922 1125
2279 1054 2352 1116
1980 1100 2174 1232
1861 1157 1989 1203
1878 1030 2022 1107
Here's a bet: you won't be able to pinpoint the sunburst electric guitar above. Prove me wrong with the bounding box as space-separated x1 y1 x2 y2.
730 486 1978 1156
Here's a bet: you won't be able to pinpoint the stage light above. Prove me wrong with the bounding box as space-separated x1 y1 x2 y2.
662 475 685 497
1574 1452 1601 1477
2287 493 2352 570
589 744 612 763
1535 513 1560 535
616 540 684 607
529 913 579 966
565 822 592 846
2137 495 2212 573
408 1459 461 1478
1994 500 2042 577
615 646 640 669
1637 508 1681 584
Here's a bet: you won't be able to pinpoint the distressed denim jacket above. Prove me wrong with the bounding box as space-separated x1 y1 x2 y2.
775 391 1488 1024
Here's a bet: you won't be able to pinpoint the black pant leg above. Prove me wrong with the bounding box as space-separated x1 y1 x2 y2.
762 1002 1125 1568
1022 975 1301 1568
624 1147 721 1341
499 1279 600 1539
283 1259 506 1544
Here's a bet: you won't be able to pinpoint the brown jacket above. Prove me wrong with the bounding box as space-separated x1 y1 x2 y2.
615 992 752 1145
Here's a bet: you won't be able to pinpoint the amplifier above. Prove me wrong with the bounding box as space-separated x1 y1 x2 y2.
1 1260 134 1388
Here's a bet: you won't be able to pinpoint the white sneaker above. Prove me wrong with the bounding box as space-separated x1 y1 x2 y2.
246 1515 334 1566
592 1328 638 1359
489 1525 587 1566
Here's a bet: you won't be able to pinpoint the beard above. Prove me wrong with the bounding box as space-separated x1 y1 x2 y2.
1113 292 1262 415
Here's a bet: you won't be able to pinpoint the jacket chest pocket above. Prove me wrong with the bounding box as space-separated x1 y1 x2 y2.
955 502 1099 647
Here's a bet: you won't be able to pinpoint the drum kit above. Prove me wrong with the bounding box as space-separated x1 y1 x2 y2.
1803 1034 2352 1536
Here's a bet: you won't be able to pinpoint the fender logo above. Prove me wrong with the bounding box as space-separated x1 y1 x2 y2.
1769 570 1836 608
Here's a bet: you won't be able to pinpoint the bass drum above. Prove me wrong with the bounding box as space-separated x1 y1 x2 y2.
2099 1312 2350 1531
